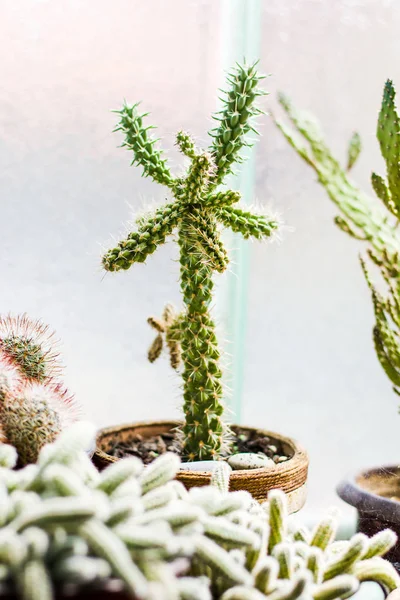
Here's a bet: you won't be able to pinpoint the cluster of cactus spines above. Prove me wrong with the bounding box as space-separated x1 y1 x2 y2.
275 81 400 398
0 424 398 600
104 62 279 460
0 314 79 464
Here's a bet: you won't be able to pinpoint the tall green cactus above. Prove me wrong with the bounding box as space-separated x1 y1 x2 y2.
103 62 279 460
0 424 397 600
274 81 400 397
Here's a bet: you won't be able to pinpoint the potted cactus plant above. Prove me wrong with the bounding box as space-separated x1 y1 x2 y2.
0 314 81 465
0 421 398 600
95 61 308 508
275 79 400 566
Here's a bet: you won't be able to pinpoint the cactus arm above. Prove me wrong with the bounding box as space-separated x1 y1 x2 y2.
193 535 252 586
138 453 180 494
176 131 197 159
267 491 287 552
346 132 361 171
217 206 279 240
115 103 174 188
97 456 143 494
102 201 184 272
79 518 149 598
17 559 53 600
274 94 400 259
312 574 359 600
221 586 268 600
208 62 266 186
362 529 397 559
12 498 95 532
322 534 367 581
351 557 400 592
183 154 215 204
309 515 337 551
209 462 232 494
272 543 294 579
203 190 241 208
188 211 229 274
254 556 279 594
377 80 400 212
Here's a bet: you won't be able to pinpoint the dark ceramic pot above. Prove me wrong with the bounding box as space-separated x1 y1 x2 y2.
337 464 400 570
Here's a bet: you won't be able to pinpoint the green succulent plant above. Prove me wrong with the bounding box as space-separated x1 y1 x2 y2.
274 80 400 397
102 62 280 461
0 423 397 600
0 315 80 464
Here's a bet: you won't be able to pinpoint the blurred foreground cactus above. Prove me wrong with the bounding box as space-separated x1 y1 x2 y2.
103 62 280 460
0 315 79 464
0 422 397 600
275 81 400 397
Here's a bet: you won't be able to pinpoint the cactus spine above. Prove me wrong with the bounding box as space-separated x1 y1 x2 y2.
275 80 400 399
103 62 279 460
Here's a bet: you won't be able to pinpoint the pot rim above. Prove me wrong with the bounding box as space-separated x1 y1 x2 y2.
95 419 308 481
337 464 400 523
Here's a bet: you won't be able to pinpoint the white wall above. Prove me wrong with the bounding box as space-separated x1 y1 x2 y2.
1 0 399 516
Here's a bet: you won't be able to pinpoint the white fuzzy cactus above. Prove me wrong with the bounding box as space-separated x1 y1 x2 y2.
0 425 397 600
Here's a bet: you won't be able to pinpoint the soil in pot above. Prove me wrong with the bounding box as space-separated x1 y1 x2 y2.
105 425 290 465
94 421 309 511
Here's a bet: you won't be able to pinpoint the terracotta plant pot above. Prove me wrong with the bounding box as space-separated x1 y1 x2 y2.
94 420 309 513
337 465 400 571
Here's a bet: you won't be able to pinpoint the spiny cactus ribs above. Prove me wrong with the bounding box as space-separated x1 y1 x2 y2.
103 62 280 461
0 314 80 464
275 80 400 400
0 422 398 600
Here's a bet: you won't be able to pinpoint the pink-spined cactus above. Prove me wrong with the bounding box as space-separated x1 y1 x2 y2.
0 315 81 464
